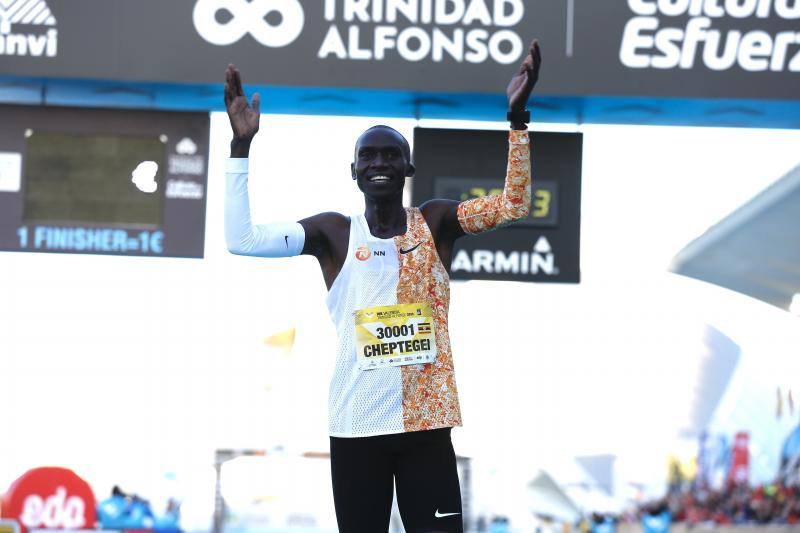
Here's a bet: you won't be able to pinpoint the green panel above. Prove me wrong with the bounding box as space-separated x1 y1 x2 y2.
24 132 165 226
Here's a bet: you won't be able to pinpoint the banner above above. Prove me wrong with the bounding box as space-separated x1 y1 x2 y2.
0 0 798 126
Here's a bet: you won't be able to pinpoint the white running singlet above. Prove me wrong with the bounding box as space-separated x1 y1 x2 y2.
326 208 461 437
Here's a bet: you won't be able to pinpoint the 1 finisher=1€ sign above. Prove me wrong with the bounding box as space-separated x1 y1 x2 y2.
319 0 526 64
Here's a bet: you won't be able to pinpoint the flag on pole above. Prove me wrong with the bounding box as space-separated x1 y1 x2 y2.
264 326 296 355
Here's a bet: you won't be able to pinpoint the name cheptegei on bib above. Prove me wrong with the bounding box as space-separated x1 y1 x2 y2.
355 303 437 371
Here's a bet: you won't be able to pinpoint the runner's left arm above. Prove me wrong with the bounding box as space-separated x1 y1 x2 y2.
223 64 306 257
455 131 530 234
426 39 540 239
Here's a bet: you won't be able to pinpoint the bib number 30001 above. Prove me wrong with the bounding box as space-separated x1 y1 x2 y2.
355 303 437 370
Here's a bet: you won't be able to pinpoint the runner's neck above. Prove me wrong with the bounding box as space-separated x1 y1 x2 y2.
364 197 406 239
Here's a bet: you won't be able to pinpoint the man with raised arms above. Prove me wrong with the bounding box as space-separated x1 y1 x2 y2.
224 39 541 533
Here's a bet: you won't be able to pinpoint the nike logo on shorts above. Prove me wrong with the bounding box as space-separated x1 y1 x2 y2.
400 242 421 254
435 509 461 518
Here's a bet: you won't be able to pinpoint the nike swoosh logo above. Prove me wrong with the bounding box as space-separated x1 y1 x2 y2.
284 235 289 249
435 510 461 518
400 242 421 254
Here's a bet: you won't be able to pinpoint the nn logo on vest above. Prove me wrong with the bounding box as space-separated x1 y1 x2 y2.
193 0 305 47
0 0 58 57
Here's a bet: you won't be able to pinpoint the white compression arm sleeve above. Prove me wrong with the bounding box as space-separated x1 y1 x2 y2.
225 158 305 257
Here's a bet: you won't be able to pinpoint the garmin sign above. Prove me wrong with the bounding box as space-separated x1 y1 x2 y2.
621 0 800 72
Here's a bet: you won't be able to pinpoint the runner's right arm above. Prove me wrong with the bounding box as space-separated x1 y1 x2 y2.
224 156 348 287
223 65 347 287
224 159 306 256
223 64 306 257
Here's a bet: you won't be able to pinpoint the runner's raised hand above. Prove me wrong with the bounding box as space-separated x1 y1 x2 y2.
224 64 261 144
507 39 541 112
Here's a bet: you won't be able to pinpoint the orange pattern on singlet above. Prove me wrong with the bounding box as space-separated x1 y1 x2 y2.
395 208 462 432
393 131 531 431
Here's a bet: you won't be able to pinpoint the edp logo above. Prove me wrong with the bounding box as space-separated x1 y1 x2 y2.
193 0 304 47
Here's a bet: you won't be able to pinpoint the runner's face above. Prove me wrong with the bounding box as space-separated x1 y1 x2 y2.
352 129 413 199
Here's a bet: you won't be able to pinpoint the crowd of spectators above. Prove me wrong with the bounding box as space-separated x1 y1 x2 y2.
640 482 800 526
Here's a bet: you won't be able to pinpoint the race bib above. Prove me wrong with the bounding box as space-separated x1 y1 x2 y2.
355 303 437 370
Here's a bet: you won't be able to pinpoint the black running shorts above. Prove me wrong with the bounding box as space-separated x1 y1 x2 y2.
330 427 463 533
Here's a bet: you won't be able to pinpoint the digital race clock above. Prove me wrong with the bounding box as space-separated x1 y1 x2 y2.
434 177 559 228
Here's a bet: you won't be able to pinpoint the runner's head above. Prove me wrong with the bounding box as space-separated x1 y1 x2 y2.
351 125 414 200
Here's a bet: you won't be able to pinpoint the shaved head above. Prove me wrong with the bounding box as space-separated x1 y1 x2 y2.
355 125 411 162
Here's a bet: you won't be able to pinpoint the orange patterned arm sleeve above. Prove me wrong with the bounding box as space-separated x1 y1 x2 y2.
457 129 531 234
